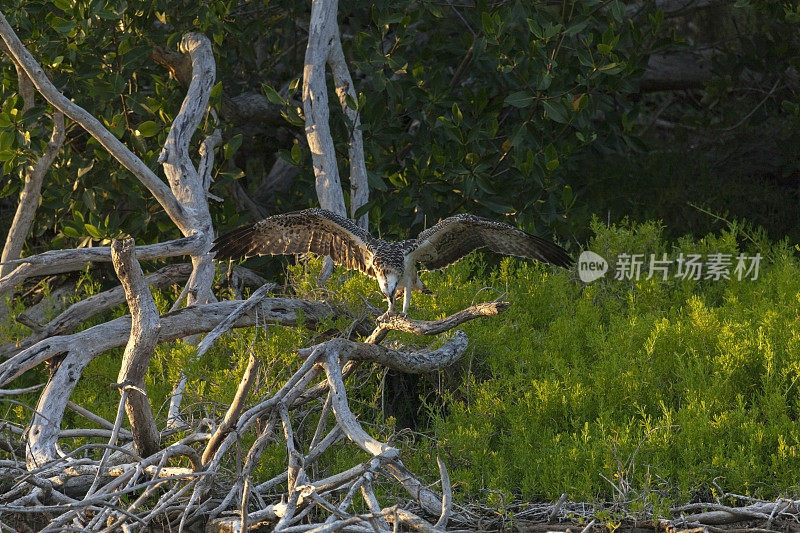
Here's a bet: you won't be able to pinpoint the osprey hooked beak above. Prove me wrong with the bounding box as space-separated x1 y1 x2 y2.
379 271 401 314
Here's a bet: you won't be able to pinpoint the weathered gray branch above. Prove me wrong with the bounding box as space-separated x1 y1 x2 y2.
367 300 510 344
301 331 468 374
0 235 203 301
201 351 259 464
328 30 369 228
158 32 218 305
0 110 65 279
302 0 351 218
319 347 398 458
111 238 161 458
3 298 335 467
1 264 191 359
194 282 274 358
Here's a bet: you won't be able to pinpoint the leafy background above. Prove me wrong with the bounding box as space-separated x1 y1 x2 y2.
1 0 800 515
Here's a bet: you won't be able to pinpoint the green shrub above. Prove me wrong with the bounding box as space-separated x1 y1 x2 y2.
3 221 799 512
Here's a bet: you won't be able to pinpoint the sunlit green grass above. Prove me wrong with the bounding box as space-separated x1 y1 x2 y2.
3 219 799 512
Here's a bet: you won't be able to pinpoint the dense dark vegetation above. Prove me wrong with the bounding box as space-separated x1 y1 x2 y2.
1 0 797 248
1 0 800 518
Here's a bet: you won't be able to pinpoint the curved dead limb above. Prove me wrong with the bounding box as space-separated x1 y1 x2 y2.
303 0 348 218
301 331 469 374
158 32 218 304
435 456 452 530
0 110 66 280
366 301 510 344
319 347 398 458
382 459 453 519
0 298 334 387
201 351 260 464
385 506 441 533
195 282 275 359
0 235 203 300
328 30 368 229
1 263 192 359
1 298 335 468
111 239 161 458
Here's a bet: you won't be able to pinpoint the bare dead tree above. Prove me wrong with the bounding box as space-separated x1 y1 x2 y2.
0 4 482 531
303 0 369 229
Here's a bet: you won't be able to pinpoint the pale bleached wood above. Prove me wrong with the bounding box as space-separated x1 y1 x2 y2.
0 235 203 302
301 0 370 228
1 264 191 359
385 507 440 533
382 460 447 519
367 301 510 344
319 347 398 458
0 111 65 279
434 456 452 529
66 401 133 440
201 351 260 464
158 32 218 305
194 282 274 359
300 331 468 374
303 0 347 218
9 298 335 467
111 239 161 458
328 31 369 229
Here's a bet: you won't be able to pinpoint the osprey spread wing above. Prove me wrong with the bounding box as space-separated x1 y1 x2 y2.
211 209 573 314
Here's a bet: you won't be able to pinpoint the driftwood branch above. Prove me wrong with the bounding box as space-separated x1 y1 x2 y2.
201 351 259 464
303 0 346 217
157 32 218 304
0 235 203 301
301 331 468 374
0 110 66 279
367 300 510 344
2 298 334 468
328 28 369 228
303 0 369 221
1 263 191 358
111 238 161 458
0 298 335 387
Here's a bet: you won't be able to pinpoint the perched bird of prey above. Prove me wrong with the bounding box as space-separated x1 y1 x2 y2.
211 209 573 315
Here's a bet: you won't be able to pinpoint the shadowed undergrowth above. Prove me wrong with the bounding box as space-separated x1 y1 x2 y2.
2 218 798 518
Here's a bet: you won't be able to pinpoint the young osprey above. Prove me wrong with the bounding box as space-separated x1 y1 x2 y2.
211 209 573 315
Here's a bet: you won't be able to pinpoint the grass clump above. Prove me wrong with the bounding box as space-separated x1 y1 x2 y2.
3 219 799 515
413 218 800 508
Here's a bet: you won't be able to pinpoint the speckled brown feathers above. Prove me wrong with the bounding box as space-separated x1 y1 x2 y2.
211 209 573 280
411 214 574 270
211 209 380 276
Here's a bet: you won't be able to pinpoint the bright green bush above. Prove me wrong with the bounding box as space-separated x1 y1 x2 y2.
413 220 800 506
3 220 799 511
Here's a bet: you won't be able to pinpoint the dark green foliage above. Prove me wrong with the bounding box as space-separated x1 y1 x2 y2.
3 223 800 510
344 0 661 237
0 0 667 253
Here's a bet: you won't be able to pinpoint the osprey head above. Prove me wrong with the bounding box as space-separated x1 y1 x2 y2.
376 268 401 305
